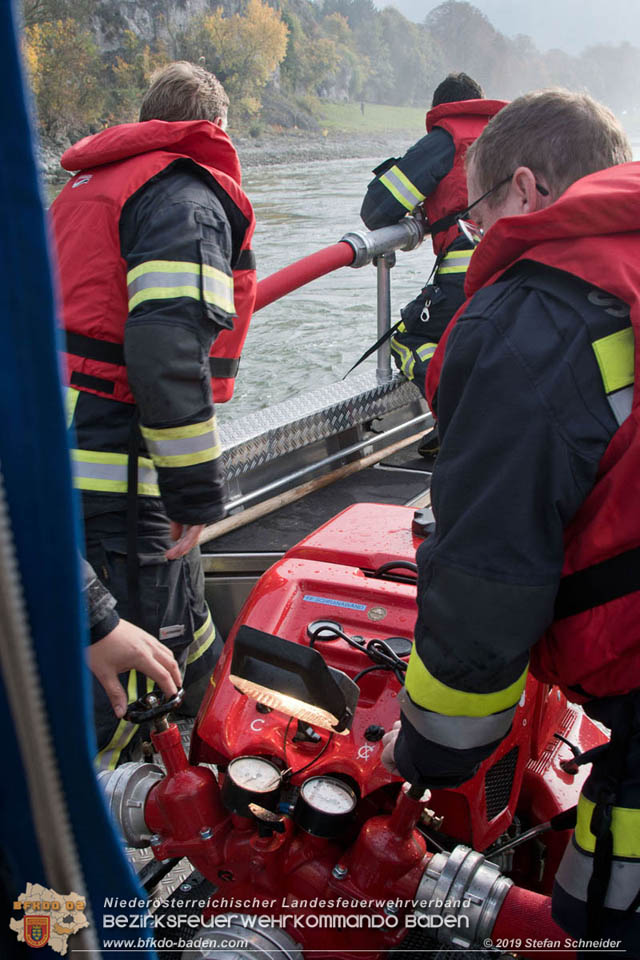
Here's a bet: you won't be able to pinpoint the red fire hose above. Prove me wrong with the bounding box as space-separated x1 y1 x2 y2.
492 885 577 960
254 241 355 313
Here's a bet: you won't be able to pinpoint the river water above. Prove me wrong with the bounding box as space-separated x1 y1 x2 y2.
226 146 430 422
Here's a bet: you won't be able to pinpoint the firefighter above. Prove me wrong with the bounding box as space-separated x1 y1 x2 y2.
360 73 506 438
382 90 640 953
51 62 256 768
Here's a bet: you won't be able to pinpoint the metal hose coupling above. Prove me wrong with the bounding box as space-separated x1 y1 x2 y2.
412 844 513 949
341 216 425 269
97 761 164 848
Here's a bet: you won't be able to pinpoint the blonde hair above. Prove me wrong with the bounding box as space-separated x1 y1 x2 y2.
139 61 229 124
467 89 631 202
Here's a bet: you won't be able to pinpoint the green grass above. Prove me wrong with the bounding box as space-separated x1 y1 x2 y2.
319 102 426 135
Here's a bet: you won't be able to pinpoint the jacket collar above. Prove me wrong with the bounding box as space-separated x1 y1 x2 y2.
61 119 242 184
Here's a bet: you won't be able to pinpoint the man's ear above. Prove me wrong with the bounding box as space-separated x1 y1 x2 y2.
512 166 552 213
214 115 227 130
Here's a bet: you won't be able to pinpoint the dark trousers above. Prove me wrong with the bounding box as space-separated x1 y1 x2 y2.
84 500 222 768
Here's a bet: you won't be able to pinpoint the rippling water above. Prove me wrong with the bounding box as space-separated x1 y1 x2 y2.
226 148 432 422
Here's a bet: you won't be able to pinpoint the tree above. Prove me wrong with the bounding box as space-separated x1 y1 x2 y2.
180 0 289 119
109 30 168 123
23 19 103 134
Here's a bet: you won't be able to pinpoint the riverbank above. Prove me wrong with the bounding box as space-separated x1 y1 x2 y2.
39 124 421 183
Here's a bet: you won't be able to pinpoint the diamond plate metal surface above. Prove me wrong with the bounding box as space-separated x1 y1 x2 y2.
219 370 426 479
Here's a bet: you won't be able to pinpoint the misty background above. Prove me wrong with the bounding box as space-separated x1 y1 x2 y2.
380 0 640 54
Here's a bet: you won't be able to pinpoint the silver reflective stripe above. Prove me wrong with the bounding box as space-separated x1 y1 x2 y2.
380 166 426 211
71 452 159 495
555 837 640 912
127 270 202 298
203 269 234 312
416 343 438 362
187 609 215 665
398 687 516 749
95 721 139 771
607 384 633 425
144 430 218 460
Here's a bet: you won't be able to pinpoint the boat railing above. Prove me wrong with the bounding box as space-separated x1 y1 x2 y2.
253 214 426 380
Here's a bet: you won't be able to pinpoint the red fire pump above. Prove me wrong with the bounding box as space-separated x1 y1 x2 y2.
100 504 606 960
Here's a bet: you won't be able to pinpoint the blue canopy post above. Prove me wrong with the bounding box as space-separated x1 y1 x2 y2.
0 2 158 956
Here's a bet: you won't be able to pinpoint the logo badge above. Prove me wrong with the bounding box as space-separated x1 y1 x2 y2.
25 916 50 948
71 175 92 189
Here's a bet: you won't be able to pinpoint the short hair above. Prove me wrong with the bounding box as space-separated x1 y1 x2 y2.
432 73 484 108
139 61 229 124
466 89 632 203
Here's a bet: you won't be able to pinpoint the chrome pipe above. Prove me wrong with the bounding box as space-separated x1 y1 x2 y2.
376 252 395 381
341 216 425 268
224 410 431 514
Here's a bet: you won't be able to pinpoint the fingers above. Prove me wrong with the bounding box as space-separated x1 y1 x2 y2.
165 523 203 560
133 634 181 696
99 673 128 719
381 721 402 776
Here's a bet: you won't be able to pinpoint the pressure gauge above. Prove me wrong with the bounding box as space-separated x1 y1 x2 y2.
221 756 283 816
294 775 357 837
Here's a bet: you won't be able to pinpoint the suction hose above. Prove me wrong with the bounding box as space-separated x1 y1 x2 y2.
491 884 577 960
254 241 355 312
253 216 425 312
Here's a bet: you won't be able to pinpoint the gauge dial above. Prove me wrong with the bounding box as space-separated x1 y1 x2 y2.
222 756 283 816
228 756 282 793
300 776 357 814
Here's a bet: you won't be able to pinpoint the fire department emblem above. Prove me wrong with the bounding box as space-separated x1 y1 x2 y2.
10 883 88 956
24 916 50 948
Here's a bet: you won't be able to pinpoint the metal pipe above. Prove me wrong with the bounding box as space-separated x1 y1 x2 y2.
376 252 395 381
341 216 425 268
224 411 431 514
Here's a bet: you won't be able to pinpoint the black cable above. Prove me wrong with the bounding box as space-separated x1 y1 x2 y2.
289 733 334 777
353 664 390 683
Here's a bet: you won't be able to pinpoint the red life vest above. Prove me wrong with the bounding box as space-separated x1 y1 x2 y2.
51 119 256 405
423 99 507 255
425 161 640 700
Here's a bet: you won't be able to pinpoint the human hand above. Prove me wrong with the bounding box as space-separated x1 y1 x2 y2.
166 521 205 559
381 719 402 776
86 619 182 718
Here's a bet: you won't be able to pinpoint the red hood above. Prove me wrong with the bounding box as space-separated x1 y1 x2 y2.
465 161 640 297
61 119 242 184
426 98 508 133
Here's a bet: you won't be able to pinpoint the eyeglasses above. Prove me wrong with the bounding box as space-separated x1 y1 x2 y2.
457 173 550 247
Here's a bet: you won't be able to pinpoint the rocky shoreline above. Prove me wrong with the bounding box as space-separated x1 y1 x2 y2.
39 128 416 183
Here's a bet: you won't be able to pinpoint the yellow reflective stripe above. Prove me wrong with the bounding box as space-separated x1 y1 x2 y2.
71 449 160 496
405 648 529 717
187 608 215 665
95 670 140 771
416 342 438 362
140 416 221 468
65 387 80 429
127 259 200 282
129 284 197 311
592 326 635 394
127 259 234 313
437 264 471 274
576 794 640 859
380 165 426 211
141 417 216 442
437 249 473 276
443 250 474 260
390 335 415 380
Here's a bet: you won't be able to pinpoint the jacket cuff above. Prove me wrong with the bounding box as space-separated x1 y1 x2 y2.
89 608 120 644
394 715 482 789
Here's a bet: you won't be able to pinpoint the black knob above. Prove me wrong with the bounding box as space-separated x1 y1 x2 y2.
364 724 385 742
